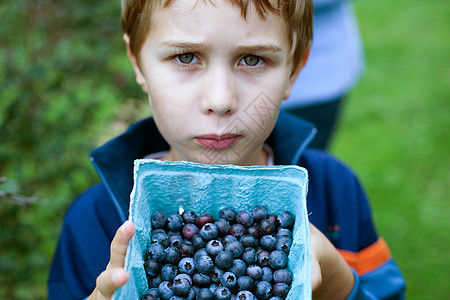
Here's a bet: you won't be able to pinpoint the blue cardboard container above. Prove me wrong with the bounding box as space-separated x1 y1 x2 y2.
113 159 311 299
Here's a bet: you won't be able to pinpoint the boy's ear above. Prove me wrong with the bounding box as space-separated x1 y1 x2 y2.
283 43 311 100
123 34 148 94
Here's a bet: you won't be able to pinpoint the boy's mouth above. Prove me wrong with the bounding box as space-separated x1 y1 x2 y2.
195 134 241 150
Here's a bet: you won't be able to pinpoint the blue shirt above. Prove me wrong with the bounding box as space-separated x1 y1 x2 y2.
282 0 365 108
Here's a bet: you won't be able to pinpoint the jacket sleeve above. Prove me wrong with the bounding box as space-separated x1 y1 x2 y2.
340 172 406 299
301 150 406 299
48 184 121 300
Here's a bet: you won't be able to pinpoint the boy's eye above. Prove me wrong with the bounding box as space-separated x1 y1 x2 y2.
177 53 196 64
241 55 260 66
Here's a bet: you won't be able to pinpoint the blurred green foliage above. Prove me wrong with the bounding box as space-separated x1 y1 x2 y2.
0 1 145 299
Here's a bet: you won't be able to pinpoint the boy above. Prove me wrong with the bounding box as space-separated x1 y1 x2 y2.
48 0 406 299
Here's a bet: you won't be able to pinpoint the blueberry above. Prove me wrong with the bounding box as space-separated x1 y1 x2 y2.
186 288 196 300
256 250 270 267
174 273 193 285
224 241 244 258
194 248 209 260
242 247 257 265
167 213 184 232
147 274 162 288
276 228 293 238
277 211 295 229
151 231 170 248
193 272 211 287
181 223 200 240
146 287 159 298
260 235 276 251
236 210 254 227
273 269 293 285
144 259 161 277
148 243 166 262
160 264 178 282
214 286 232 300
182 210 197 224
240 235 259 248
151 211 167 229
178 257 196 275
259 219 276 235
252 205 268 223
209 266 224 283
275 235 293 254
209 283 219 294
200 223 219 240
220 271 237 289
215 250 234 269
273 282 290 298
141 293 157 300
196 255 214 274
192 234 207 249
237 276 255 291
236 290 255 300
229 223 247 239
165 246 181 265
197 287 214 300
152 228 166 235
172 277 191 297
247 226 262 239
206 239 224 257
215 219 231 236
158 281 174 300
261 266 273 282
222 234 238 246
220 207 237 223
247 265 263 281
266 214 279 227
268 250 288 270
255 281 273 300
167 232 183 247
196 213 214 228
178 240 195 257
228 259 247 278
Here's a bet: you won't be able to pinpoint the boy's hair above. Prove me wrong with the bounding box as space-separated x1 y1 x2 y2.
121 0 313 71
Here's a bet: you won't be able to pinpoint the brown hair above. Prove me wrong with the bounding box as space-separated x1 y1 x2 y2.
121 0 313 70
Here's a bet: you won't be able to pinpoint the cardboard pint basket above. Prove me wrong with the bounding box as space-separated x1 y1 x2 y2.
113 159 312 299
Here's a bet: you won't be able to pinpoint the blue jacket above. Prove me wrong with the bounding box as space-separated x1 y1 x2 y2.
48 113 405 299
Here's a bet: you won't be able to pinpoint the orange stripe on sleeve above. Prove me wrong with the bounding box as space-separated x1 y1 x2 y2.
338 238 392 275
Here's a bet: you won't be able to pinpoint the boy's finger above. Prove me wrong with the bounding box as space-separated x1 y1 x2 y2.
110 220 135 268
95 268 129 299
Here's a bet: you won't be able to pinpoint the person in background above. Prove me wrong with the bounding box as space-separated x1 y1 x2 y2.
281 0 365 149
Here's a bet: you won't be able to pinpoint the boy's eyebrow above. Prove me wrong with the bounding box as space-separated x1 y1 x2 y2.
160 41 282 53
236 44 282 53
161 41 207 49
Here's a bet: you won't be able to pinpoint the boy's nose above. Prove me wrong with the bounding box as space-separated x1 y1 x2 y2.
201 68 237 116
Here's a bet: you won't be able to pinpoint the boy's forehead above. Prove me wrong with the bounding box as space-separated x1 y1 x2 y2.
155 0 283 19
149 0 289 41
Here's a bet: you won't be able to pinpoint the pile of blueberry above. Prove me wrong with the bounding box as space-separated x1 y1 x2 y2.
141 206 295 300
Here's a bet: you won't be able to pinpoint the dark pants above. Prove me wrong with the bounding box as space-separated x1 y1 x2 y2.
285 97 345 150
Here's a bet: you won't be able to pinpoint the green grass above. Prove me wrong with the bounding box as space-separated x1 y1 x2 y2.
331 0 450 299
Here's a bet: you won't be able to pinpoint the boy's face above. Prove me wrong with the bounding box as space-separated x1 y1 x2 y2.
131 0 302 165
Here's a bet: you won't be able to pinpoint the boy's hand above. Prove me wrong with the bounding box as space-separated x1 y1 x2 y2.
310 223 354 300
88 221 135 300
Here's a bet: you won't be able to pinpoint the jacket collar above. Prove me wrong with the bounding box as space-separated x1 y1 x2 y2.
90 112 316 221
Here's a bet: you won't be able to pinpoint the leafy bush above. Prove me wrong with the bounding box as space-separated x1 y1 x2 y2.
0 1 144 298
